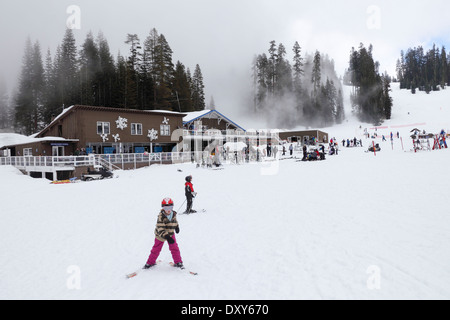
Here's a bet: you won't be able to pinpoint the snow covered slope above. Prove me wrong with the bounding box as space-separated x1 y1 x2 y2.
1 83 450 300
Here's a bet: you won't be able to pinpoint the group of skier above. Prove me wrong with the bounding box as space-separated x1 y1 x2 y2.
142 175 197 270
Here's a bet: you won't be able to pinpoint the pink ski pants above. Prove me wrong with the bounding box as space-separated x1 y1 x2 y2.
146 234 182 265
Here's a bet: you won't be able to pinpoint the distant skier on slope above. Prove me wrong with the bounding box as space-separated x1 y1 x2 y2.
184 175 197 214
143 198 183 269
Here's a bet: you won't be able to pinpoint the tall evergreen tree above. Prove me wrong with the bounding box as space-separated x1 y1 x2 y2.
0 76 10 129
172 61 193 112
381 73 393 120
14 38 45 135
124 34 142 108
335 89 345 124
254 53 269 112
311 51 321 95
292 41 304 97
192 64 205 111
268 40 278 96
348 43 391 125
115 52 128 108
79 32 100 106
440 47 448 90
153 34 174 110
143 28 160 107
96 31 117 107
275 43 292 97
60 28 79 107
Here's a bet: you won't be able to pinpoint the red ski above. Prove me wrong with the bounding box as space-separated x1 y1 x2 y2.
169 262 198 276
126 260 162 279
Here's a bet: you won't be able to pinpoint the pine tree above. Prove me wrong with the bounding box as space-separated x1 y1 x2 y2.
268 40 277 96
441 47 448 89
115 52 128 108
79 32 100 106
42 48 59 123
292 41 304 97
192 64 205 111
335 89 345 124
311 51 321 95
60 29 79 107
96 31 117 107
382 73 393 119
124 34 142 108
172 61 193 112
14 38 45 135
31 41 45 132
143 28 160 107
254 53 269 112
153 34 174 110
275 43 292 97
348 43 390 125
0 76 10 129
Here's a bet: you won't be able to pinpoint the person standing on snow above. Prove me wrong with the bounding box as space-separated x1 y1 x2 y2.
144 198 183 269
185 175 197 214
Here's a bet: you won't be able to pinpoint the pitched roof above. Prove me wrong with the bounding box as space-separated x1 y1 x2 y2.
183 110 246 131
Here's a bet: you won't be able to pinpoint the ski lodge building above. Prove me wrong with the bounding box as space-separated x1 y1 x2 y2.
278 130 329 145
0 105 328 180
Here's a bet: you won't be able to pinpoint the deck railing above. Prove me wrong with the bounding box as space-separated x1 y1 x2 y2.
0 147 288 173
0 151 222 171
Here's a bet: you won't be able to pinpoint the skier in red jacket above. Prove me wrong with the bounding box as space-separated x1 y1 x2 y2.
185 175 197 214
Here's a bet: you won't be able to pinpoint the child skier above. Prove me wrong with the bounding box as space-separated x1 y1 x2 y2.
143 198 183 269
184 175 197 214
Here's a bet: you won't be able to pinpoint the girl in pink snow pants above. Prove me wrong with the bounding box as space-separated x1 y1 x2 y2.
144 198 183 269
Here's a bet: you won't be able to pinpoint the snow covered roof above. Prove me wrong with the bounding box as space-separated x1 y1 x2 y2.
0 133 78 149
183 110 246 131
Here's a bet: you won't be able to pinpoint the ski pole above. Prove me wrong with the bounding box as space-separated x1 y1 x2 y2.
177 199 187 213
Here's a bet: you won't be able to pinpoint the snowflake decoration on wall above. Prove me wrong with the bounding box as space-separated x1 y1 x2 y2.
162 117 170 125
100 134 109 142
116 116 128 130
112 134 121 142
147 129 158 141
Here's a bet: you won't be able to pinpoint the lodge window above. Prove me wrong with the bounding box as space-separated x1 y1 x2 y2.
97 122 110 135
23 148 32 156
131 123 143 135
160 124 170 136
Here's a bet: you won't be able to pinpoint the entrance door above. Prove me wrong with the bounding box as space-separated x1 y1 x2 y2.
52 146 64 156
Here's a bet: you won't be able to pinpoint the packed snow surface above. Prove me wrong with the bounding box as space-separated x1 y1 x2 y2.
1 83 450 300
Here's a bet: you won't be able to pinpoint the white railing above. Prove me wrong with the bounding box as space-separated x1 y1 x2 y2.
0 152 205 171
0 148 282 172
0 155 93 169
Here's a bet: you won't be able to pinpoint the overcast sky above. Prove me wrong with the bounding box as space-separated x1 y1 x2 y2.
1 0 450 121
